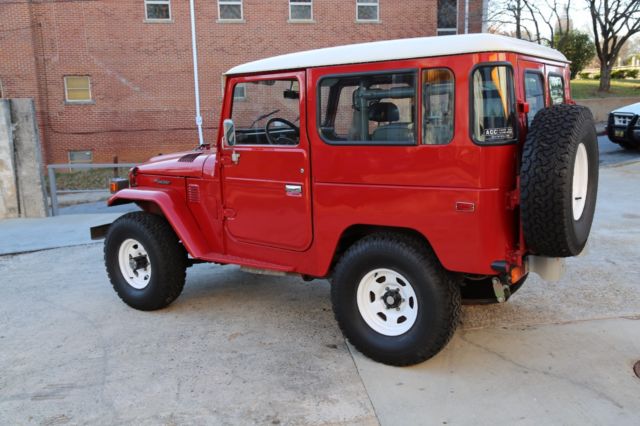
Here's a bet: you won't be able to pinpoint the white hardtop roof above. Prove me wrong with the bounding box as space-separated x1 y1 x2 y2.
225 34 568 75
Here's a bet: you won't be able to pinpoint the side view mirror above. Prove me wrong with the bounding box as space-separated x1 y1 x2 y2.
223 119 236 146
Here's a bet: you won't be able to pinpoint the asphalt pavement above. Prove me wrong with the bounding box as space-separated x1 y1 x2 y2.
598 134 640 166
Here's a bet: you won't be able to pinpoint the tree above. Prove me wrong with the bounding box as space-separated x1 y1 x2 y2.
554 31 596 78
586 0 640 92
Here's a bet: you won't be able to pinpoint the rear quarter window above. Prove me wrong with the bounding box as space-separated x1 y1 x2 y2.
471 65 517 144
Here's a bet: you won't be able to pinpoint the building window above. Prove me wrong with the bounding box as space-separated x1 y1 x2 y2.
290 0 312 21
233 83 247 100
423 68 455 145
356 0 379 22
318 71 417 145
0 79 4 98
64 76 92 103
471 65 516 144
218 0 243 21
548 75 565 105
145 0 171 21
437 0 457 35
68 150 93 164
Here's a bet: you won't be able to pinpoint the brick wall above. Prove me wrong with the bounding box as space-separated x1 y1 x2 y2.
0 0 484 164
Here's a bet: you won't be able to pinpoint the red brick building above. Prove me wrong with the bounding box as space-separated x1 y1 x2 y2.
0 0 485 164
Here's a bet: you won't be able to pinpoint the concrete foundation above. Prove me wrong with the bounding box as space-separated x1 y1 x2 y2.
0 100 19 218
0 98 47 219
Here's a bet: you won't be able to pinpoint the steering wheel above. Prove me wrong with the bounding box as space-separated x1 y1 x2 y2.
265 117 300 145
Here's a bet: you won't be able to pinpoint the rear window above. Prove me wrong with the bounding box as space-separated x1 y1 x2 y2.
471 65 516 144
549 75 565 105
318 71 417 145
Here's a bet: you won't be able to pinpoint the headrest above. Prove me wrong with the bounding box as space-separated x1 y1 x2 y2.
368 102 399 122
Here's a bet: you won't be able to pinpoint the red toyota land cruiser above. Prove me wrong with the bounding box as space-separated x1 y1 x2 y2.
92 34 598 366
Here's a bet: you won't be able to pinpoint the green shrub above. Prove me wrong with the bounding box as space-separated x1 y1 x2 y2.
611 69 627 79
579 71 591 79
626 69 639 79
592 73 600 80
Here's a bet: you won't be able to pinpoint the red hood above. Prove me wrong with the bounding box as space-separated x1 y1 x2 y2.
136 149 213 178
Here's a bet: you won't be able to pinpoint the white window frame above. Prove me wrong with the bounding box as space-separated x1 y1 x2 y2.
356 0 379 22
436 0 458 35
63 76 93 104
218 0 244 22
289 0 313 21
68 150 93 164
144 0 172 22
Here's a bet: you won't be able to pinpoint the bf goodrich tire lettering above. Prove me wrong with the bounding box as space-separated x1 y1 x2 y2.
521 104 599 257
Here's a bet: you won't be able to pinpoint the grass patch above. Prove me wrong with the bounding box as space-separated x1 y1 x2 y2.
47 167 132 191
571 79 640 99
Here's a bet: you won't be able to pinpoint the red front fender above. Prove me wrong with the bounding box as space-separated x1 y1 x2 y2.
109 188 212 258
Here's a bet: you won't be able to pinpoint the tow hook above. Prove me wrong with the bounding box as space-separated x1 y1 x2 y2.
491 276 511 303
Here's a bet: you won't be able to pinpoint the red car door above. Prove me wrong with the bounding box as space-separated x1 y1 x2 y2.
220 71 313 252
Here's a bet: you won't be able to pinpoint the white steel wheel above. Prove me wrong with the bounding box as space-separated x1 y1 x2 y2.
572 142 589 221
118 238 152 289
356 268 418 336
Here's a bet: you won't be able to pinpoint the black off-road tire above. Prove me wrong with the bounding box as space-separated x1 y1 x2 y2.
104 212 187 311
331 233 461 366
521 104 598 257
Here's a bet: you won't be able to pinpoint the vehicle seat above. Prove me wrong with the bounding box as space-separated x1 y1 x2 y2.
369 102 413 142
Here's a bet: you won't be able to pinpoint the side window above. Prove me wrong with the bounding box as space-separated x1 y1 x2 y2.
549 75 565 105
318 71 417 145
471 65 516 144
230 79 300 146
524 71 545 126
422 68 454 145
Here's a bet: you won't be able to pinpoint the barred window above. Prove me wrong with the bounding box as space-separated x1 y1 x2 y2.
145 0 171 21
356 0 379 21
437 0 457 35
218 0 243 21
290 0 312 20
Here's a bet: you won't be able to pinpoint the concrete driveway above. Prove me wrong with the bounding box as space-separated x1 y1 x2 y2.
1 163 639 425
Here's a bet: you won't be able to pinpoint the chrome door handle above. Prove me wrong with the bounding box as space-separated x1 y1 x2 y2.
231 150 241 165
285 184 302 195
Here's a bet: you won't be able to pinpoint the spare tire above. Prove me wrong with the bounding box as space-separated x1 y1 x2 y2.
521 104 598 257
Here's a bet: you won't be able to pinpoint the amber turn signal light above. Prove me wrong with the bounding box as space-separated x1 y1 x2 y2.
110 177 129 194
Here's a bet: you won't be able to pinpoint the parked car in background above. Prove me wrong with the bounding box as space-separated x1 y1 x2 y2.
608 102 640 150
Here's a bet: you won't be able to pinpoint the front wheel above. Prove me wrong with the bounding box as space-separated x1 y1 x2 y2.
104 212 187 311
331 234 461 366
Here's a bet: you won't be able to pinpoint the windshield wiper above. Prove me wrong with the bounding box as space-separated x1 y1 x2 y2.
250 109 280 128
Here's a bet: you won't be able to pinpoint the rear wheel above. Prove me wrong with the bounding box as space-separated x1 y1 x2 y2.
105 212 187 311
331 234 461 366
